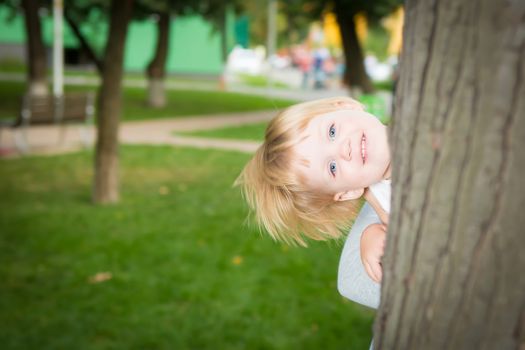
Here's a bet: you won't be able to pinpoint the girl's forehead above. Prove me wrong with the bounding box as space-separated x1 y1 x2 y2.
313 108 373 122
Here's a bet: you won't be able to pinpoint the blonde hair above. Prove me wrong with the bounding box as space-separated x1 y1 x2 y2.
235 96 365 246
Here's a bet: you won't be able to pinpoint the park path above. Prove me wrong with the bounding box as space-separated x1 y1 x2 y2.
0 109 275 158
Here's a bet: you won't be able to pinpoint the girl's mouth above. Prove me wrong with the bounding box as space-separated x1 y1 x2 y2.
361 133 366 164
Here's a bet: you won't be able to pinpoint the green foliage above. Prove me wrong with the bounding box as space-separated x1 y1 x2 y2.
332 0 403 21
0 146 374 349
364 24 390 61
133 0 197 19
245 0 322 47
198 0 244 22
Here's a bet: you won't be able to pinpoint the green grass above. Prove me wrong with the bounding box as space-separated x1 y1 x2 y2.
359 94 391 124
0 58 26 73
121 88 294 121
238 73 290 89
179 122 269 141
364 24 390 62
373 80 394 92
0 146 374 349
0 81 296 122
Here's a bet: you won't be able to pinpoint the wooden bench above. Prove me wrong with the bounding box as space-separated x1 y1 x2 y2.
0 93 95 153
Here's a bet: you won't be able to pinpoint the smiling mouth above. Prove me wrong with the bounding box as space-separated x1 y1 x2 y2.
361 133 366 164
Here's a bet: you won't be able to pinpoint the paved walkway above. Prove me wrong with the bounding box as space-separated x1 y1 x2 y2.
0 110 276 158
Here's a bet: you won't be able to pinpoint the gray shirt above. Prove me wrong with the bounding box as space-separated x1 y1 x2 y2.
337 203 381 309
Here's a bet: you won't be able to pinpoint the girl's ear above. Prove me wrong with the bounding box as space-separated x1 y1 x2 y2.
333 188 365 202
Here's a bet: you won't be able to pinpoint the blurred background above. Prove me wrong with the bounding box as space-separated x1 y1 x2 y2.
0 0 403 348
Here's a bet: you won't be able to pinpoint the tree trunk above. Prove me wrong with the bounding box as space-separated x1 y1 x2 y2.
21 0 48 96
375 0 525 349
334 8 374 94
146 12 170 108
93 0 133 204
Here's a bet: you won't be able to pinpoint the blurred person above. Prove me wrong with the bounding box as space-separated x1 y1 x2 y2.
322 56 337 88
313 47 330 89
293 45 313 90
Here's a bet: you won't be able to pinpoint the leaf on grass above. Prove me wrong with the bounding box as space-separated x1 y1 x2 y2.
231 255 243 265
88 271 113 284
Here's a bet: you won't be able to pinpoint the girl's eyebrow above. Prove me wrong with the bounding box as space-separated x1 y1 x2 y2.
317 120 325 142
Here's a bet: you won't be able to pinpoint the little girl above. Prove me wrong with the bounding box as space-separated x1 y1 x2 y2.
236 96 391 282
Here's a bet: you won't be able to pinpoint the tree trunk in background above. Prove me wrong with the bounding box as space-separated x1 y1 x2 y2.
375 0 525 349
21 0 48 96
146 12 170 108
334 8 374 94
93 0 133 204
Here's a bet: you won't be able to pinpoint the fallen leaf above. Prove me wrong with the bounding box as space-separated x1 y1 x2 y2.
232 256 243 265
88 272 113 284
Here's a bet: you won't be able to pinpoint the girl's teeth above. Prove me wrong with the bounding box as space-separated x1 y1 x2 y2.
361 135 366 162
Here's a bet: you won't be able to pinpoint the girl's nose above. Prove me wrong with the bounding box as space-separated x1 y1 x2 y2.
340 138 352 161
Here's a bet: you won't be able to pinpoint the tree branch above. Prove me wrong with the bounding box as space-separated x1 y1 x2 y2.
64 9 104 74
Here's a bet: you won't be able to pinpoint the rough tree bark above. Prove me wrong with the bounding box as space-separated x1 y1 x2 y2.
375 0 525 349
93 0 133 204
146 12 170 108
333 6 374 94
21 0 48 96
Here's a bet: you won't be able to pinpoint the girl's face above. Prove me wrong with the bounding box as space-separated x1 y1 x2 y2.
293 108 390 200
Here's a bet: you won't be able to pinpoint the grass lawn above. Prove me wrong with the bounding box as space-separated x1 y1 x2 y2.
0 146 374 349
179 122 268 141
0 81 296 122
237 73 291 89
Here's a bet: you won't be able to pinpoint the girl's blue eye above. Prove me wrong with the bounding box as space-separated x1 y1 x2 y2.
329 161 337 176
328 124 336 140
